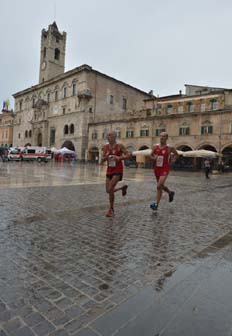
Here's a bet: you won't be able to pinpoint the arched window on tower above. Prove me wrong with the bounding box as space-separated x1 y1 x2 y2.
54 48 60 60
64 125 69 135
43 47 46 58
70 124 74 134
25 130 28 138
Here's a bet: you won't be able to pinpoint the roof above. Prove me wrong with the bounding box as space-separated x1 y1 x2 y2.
13 64 153 98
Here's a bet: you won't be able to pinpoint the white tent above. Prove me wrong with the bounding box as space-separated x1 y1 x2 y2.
55 147 75 154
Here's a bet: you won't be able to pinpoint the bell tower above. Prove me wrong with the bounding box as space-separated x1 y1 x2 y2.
39 22 66 84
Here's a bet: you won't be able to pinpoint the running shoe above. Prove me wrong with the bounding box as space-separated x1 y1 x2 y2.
150 202 158 211
169 191 175 203
122 185 128 196
106 208 114 217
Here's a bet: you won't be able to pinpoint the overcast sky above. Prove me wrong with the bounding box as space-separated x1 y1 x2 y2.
1 0 232 109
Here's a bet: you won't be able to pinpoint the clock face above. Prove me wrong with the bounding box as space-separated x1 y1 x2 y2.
41 61 47 70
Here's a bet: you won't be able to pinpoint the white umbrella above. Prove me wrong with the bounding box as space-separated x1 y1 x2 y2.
181 149 220 158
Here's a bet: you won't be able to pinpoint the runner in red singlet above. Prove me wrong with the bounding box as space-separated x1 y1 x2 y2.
150 132 178 211
101 131 131 217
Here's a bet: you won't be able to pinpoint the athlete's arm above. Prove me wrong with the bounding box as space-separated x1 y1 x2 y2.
115 144 131 161
150 146 157 161
169 146 178 163
100 146 109 164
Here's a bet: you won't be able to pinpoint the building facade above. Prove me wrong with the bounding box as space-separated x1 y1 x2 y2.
13 22 151 160
88 85 232 167
0 110 14 147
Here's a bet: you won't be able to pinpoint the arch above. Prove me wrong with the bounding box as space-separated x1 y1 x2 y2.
139 145 150 150
176 144 193 151
197 144 217 152
126 145 136 152
174 144 194 170
221 144 232 169
70 124 74 134
64 125 69 135
61 140 75 151
88 146 99 162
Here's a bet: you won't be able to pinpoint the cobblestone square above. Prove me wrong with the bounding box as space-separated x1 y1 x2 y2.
0 162 232 335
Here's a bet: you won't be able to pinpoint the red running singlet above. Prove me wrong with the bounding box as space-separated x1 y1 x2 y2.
105 144 123 175
153 144 170 177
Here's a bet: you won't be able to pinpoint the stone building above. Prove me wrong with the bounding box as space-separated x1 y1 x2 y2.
88 84 232 167
12 22 152 160
0 110 14 147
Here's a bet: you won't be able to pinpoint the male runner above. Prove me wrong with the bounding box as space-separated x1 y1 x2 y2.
150 132 178 211
101 131 130 217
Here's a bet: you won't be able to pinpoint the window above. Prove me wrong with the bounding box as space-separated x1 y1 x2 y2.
18 133 21 139
126 130 134 138
201 103 205 112
70 124 74 134
167 105 173 114
64 125 69 135
43 47 46 58
155 104 162 115
211 99 218 111
72 83 77 96
47 93 50 103
25 130 28 138
116 129 121 138
63 87 67 99
19 101 22 110
201 125 213 134
155 128 166 136
178 105 184 113
55 90 58 101
50 128 56 145
29 130 32 137
122 98 127 110
140 129 149 137
179 127 190 135
187 102 194 112
109 95 114 104
63 108 66 115
92 132 98 140
32 98 36 108
54 48 60 60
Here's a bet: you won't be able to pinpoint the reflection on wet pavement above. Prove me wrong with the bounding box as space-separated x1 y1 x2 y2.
0 161 232 335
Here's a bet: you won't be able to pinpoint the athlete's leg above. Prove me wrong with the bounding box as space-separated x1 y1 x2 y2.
106 175 121 210
156 175 169 205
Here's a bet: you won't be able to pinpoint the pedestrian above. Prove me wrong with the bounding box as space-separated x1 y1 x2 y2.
204 158 211 179
150 132 178 211
100 130 130 217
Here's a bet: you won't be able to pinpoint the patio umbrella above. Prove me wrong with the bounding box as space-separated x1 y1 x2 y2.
181 149 220 158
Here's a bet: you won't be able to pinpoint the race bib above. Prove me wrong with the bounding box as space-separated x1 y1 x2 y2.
156 155 164 167
109 157 116 167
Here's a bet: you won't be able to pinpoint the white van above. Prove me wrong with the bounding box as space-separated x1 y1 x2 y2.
21 147 52 162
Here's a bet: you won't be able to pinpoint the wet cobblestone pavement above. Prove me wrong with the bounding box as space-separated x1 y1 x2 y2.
0 162 232 335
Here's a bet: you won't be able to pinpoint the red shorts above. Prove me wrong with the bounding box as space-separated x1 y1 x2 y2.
154 167 170 178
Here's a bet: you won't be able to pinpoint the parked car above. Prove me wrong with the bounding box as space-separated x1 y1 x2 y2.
7 148 22 161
